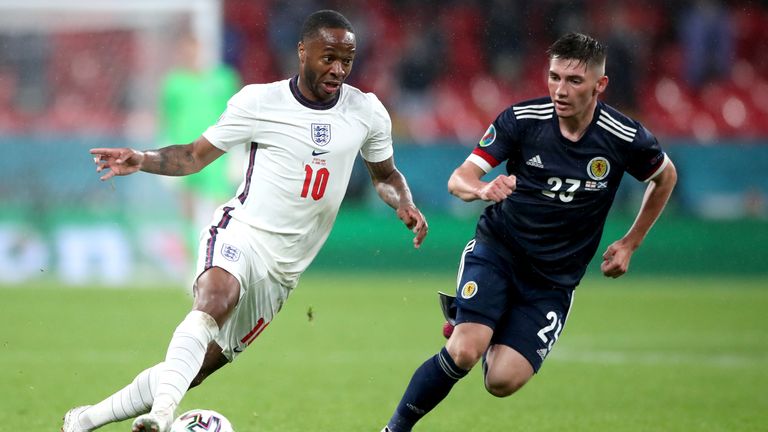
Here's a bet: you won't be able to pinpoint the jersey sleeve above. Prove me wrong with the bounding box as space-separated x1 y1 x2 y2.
202 85 257 152
625 124 669 182
467 108 517 173
360 93 394 163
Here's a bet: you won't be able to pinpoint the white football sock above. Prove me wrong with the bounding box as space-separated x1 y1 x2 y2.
78 364 160 429
152 310 219 414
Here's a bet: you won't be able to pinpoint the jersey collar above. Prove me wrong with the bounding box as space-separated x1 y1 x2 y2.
553 100 602 144
289 75 341 110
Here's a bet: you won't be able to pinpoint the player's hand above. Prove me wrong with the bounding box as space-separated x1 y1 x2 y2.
397 204 428 249
600 240 634 278
90 148 145 181
477 174 516 202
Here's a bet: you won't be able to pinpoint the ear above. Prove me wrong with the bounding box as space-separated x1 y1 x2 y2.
298 41 306 62
594 75 609 96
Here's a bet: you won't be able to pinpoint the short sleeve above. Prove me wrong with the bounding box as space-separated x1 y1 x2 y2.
360 93 394 163
467 108 517 173
625 124 669 182
202 86 256 152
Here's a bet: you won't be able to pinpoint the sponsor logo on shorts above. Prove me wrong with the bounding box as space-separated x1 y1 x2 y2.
221 243 241 262
460 281 478 299
536 348 549 360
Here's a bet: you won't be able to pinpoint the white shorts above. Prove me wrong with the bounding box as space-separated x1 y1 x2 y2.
195 208 290 361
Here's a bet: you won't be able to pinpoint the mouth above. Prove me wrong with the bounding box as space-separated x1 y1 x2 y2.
321 80 342 94
554 99 570 109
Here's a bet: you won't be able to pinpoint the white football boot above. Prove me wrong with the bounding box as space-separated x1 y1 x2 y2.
61 406 92 432
130 409 173 432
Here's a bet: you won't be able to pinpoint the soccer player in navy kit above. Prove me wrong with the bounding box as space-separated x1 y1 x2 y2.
382 32 677 432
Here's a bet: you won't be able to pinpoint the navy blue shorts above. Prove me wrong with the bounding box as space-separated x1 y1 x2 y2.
454 239 574 372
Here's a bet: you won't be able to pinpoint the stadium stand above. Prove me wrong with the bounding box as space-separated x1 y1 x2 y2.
0 0 766 142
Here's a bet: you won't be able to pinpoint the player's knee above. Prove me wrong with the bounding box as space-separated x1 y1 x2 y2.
446 342 484 370
483 361 532 398
484 374 529 398
445 323 493 369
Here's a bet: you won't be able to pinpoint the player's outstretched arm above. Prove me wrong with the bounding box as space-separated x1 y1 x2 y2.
364 157 428 248
448 160 516 202
601 159 678 278
90 136 224 181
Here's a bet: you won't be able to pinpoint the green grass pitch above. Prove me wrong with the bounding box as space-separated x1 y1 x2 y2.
2 273 767 431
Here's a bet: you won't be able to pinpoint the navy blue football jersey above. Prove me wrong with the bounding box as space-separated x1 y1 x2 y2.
469 97 668 289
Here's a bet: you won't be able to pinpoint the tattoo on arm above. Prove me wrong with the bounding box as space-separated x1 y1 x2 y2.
365 158 395 181
365 158 414 209
142 145 199 176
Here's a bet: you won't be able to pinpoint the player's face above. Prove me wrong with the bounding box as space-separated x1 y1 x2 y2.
297 28 356 103
547 57 607 121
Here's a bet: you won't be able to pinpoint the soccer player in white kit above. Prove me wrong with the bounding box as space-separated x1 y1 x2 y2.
62 10 428 432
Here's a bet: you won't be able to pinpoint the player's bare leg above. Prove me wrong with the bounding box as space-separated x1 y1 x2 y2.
483 344 533 397
444 322 492 369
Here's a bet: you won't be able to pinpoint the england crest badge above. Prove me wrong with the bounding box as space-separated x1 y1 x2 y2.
311 123 331 146
221 243 241 262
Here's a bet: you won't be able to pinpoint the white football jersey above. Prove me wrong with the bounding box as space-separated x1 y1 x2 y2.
202 77 393 287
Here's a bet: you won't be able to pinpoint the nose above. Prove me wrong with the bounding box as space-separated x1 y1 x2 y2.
555 80 567 96
330 61 346 78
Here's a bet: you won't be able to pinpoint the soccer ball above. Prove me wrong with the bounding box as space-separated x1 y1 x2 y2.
170 409 235 432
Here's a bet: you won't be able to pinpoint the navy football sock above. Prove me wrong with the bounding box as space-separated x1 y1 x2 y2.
387 347 469 432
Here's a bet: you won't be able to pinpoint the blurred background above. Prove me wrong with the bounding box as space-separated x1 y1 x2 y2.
0 0 766 287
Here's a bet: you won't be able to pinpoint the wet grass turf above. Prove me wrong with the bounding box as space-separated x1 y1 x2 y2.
2 273 766 431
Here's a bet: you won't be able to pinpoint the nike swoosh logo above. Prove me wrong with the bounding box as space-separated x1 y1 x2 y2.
312 150 330 156
233 346 244 353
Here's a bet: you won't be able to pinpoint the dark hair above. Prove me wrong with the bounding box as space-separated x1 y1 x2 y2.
300 10 354 41
547 32 606 68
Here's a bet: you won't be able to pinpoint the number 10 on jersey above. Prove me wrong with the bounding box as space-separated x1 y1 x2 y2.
301 164 329 200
